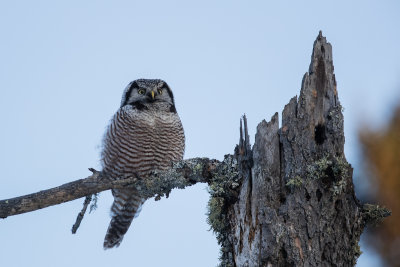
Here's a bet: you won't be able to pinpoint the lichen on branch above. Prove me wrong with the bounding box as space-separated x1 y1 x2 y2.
0 157 238 219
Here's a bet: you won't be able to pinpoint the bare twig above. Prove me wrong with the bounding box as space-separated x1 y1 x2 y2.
71 194 92 234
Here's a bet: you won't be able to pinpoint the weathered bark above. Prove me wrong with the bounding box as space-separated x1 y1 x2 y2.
207 32 389 266
0 157 236 219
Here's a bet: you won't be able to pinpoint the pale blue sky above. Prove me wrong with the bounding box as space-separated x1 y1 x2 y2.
0 1 399 266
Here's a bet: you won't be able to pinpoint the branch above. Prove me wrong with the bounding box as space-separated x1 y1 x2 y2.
71 194 92 234
0 157 236 219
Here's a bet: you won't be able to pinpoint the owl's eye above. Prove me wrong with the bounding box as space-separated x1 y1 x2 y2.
138 89 146 95
157 88 163 95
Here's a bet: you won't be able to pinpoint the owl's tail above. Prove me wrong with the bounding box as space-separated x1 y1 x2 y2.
103 188 145 249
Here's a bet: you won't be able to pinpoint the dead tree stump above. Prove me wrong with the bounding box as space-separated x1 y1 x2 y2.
207 32 389 267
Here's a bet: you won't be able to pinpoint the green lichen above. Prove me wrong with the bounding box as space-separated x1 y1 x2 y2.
331 178 347 196
330 156 349 196
347 241 363 266
206 154 240 267
286 176 303 187
193 163 203 174
307 156 332 180
353 242 362 261
362 204 391 226
207 197 226 233
306 155 350 196
329 104 344 119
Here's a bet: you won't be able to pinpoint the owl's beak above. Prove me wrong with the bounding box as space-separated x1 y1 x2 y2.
151 91 155 100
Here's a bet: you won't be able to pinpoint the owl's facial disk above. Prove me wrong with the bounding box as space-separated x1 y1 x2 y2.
135 85 170 104
121 79 176 111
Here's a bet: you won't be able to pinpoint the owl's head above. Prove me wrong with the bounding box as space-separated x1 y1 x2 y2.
120 79 176 112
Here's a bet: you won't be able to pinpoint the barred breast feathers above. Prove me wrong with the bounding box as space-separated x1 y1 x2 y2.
101 104 185 180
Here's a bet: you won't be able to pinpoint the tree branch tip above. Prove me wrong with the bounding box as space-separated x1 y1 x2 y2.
362 204 391 226
88 168 100 174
